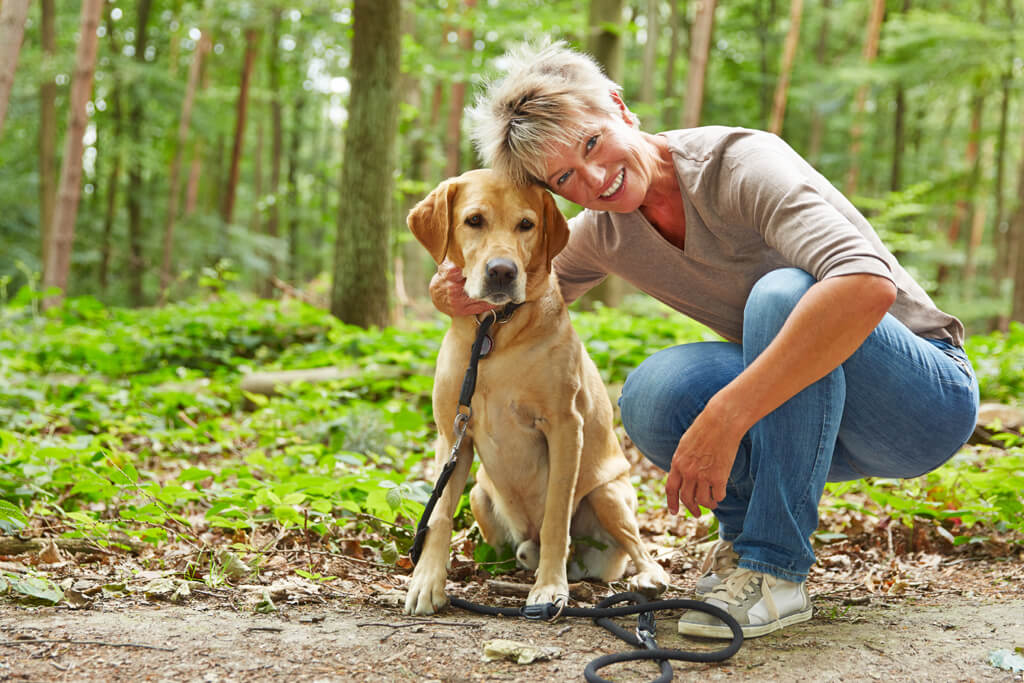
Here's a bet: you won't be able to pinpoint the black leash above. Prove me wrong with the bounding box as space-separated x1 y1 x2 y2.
449 593 743 682
407 301 745 680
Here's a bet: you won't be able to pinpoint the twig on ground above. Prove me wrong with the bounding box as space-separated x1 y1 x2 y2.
0 639 175 652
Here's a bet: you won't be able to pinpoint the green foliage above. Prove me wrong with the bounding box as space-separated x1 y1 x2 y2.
2 293 1023 575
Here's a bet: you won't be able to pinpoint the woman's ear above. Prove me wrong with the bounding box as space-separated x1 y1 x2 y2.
610 90 639 127
542 190 569 272
407 180 459 264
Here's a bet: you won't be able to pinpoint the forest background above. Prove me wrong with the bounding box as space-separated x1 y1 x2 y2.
0 0 1024 658
2 0 1024 329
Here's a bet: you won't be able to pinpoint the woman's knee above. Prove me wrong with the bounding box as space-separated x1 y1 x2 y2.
744 268 816 340
619 342 741 471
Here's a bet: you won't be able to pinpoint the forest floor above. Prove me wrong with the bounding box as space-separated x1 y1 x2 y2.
2 448 1023 682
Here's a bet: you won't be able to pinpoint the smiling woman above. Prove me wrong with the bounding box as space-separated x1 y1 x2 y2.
429 39 982 641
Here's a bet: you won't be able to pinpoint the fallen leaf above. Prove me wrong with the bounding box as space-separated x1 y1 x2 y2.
483 639 561 665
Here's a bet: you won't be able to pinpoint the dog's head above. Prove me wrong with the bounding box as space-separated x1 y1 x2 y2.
407 169 569 306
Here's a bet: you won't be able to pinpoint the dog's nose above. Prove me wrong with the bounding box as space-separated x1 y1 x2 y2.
485 258 518 287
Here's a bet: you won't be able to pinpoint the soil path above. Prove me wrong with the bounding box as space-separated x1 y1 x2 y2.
2 594 1022 681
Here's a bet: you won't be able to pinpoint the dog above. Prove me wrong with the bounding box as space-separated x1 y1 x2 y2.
403 169 671 616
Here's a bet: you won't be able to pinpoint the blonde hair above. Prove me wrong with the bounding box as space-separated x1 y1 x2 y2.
467 40 630 187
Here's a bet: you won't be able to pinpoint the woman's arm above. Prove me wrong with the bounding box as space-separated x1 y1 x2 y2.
665 272 897 517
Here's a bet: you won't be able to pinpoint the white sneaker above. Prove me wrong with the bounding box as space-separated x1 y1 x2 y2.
694 539 739 596
678 568 812 639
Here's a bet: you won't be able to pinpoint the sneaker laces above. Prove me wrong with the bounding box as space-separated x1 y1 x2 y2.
707 569 780 620
699 540 738 576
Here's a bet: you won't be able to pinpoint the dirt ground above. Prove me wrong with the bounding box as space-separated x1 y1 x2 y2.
2 556 1022 683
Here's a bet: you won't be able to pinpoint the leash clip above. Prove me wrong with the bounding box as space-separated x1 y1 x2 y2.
520 596 567 622
635 610 657 650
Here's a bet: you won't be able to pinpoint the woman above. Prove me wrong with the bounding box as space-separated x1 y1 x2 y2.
430 41 979 639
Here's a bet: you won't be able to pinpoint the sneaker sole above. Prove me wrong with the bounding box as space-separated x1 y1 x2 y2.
678 606 813 639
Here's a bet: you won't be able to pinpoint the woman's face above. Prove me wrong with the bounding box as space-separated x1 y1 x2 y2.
541 113 652 213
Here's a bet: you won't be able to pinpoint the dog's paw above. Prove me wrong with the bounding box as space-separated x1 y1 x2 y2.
628 564 671 597
527 580 570 607
515 540 539 571
404 565 449 616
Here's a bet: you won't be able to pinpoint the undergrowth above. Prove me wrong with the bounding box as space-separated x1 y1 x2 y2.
1 282 1022 595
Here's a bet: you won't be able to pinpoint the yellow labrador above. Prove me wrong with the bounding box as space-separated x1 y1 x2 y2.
403 169 670 616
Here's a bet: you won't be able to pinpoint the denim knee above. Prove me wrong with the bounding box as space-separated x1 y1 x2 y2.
743 268 816 346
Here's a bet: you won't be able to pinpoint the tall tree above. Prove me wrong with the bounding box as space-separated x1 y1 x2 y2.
39 0 57 273
287 94 305 283
768 0 804 136
588 0 625 83
806 0 831 164
1011 126 1024 323
639 0 660 127
126 0 153 306
265 8 283 294
331 0 401 327
160 31 210 300
890 0 912 192
844 0 885 195
99 3 123 293
444 0 476 178
662 0 685 130
682 0 716 128
222 28 260 228
41 0 104 307
0 0 30 137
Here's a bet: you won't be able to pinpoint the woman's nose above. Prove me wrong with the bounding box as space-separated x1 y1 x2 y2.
580 164 605 192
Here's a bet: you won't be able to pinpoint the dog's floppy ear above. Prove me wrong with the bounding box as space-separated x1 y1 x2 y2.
542 190 570 272
407 179 459 264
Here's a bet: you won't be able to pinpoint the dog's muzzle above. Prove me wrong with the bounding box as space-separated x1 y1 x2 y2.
480 258 520 303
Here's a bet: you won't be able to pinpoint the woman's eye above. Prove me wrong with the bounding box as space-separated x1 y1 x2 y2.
518 218 534 231
586 135 599 152
466 214 483 227
556 171 571 186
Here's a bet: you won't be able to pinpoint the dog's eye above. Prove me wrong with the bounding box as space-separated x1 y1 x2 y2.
518 218 534 232
465 214 484 228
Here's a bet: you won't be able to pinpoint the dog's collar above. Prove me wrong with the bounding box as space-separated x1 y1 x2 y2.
474 301 521 326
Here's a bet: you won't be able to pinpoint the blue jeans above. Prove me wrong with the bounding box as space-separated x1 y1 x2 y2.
619 268 979 583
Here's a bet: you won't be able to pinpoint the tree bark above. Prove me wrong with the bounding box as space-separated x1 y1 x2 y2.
38 0 58 272
844 0 885 195
682 0 716 128
588 0 625 82
41 0 103 308
286 94 305 284
222 28 260 228
662 0 684 130
807 0 831 164
160 31 210 301
265 9 283 294
639 0 659 123
125 0 153 307
768 0 803 136
99 3 123 294
1010 124 1024 323
444 0 475 178
330 0 401 327
0 0 30 137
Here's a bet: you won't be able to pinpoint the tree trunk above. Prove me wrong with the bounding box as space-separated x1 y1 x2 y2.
682 0 716 128
444 0 475 178
40 0 103 308
662 0 684 130
99 3 123 294
265 9 283 295
588 0 625 82
1010 123 1024 323
160 30 210 301
807 0 831 164
125 0 153 307
844 0 885 195
768 0 803 136
39 0 57 272
330 0 401 327
639 0 659 125
994 69 1012 283
950 90 987 293
287 94 305 284
222 28 260 228
0 0 30 137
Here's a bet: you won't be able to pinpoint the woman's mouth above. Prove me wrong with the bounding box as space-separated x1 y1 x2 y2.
599 168 625 200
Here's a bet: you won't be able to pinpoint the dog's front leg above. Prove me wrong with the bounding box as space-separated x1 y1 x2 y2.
529 404 584 607
404 436 474 616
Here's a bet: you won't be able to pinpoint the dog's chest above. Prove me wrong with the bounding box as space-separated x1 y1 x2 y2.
470 391 548 478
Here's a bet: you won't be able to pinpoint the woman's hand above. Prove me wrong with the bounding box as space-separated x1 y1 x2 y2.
430 261 497 317
665 400 743 517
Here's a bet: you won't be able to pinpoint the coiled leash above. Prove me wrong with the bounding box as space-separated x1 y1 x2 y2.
407 302 744 681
